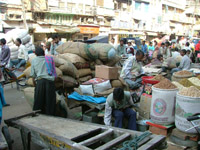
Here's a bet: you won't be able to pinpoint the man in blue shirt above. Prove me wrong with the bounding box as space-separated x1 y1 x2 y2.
141 40 148 54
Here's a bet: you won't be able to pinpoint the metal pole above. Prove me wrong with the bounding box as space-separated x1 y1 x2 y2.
21 0 28 30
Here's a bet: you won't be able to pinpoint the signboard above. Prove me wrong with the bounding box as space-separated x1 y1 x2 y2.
78 26 99 34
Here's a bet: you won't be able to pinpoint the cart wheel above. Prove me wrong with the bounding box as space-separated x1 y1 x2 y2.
2 126 14 150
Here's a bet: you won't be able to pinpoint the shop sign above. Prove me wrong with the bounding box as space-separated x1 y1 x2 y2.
78 26 99 34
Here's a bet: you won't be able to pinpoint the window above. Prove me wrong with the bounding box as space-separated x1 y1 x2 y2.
135 2 141 11
144 3 149 13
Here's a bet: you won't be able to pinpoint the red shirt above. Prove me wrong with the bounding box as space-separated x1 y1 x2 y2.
195 41 200 51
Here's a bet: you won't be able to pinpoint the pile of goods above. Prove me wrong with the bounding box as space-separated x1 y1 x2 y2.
174 70 193 76
151 74 165 81
179 77 200 90
172 70 193 82
0 29 35 61
154 79 177 89
179 86 200 97
24 42 121 91
172 81 184 90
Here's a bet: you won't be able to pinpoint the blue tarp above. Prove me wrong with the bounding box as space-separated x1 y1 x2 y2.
68 92 106 104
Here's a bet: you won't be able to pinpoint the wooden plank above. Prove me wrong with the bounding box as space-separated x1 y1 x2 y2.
79 129 113 146
95 133 131 150
138 135 165 150
73 143 92 150
18 115 100 139
71 128 102 142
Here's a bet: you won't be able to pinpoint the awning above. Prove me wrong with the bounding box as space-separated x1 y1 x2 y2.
54 27 80 33
109 31 144 35
146 32 158 36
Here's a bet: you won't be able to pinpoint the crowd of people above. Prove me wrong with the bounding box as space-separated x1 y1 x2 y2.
0 34 200 130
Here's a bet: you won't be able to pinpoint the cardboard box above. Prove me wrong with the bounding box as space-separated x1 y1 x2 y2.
95 65 119 80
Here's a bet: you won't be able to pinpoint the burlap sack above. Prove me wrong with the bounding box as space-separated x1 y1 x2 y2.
24 67 31 77
58 61 79 78
56 42 98 60
78 69 92 78
79 75 92 83
59 53 89 69
106 56 121 66
111 80 123 88
54 57 66 67
56 67 63 77
90 43 116 62
61 76 78 88
26 78 34 86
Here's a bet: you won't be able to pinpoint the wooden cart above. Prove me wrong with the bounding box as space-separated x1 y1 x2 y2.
4 112 166 150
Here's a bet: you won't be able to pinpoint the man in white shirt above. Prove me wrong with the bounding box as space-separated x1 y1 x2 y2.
10 38 28 69
172 47 181 58
120 50 144 90
171 49 191 74
109 38 117 49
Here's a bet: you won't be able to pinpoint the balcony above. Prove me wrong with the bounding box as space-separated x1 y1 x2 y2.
96 7 115 17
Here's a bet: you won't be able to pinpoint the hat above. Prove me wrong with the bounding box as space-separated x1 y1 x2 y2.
128 40 132 43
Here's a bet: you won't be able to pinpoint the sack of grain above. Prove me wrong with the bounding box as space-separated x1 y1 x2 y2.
111 80 123 88
26 78 34 86
79 75 92 83
59 53 89 69
58 60 79 78
61 75 78 87
9 45 18 52
23 87 35 108
90 43 116 62
54 57 66 67
10 29 28 41
106 56 121 66
21 34 31 45
56 42 98 60
24 67 31 77
78 69 92 78
55 67 63 77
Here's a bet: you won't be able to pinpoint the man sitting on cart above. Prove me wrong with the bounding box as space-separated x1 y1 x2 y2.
120 50 145 90
10 38 28 69
104 88 137 130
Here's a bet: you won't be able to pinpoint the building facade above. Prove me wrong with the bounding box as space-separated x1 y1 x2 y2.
0 0 199 43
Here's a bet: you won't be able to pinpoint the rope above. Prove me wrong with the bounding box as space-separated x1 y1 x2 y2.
119 131 152 150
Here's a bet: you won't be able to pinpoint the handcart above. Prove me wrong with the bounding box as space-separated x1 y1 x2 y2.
4 111 166 150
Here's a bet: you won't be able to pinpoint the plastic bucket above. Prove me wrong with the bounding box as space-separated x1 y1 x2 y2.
150 86 178 125
175 93 200 134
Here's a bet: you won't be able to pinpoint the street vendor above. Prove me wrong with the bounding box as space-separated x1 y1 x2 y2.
104 88 137 130
171 49 191 74
30 46 57 115
120 50 144 90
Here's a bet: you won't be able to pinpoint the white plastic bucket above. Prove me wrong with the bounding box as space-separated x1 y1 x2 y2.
150 86 178 125
175 94 200 134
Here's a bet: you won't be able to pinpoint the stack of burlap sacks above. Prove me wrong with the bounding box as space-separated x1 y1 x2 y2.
24 42 123 90
0 29 35 61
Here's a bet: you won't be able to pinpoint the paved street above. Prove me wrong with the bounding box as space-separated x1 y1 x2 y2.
2 84 42 150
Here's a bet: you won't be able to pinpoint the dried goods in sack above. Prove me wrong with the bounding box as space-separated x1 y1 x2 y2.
179 86 200 97
154 78 177 89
